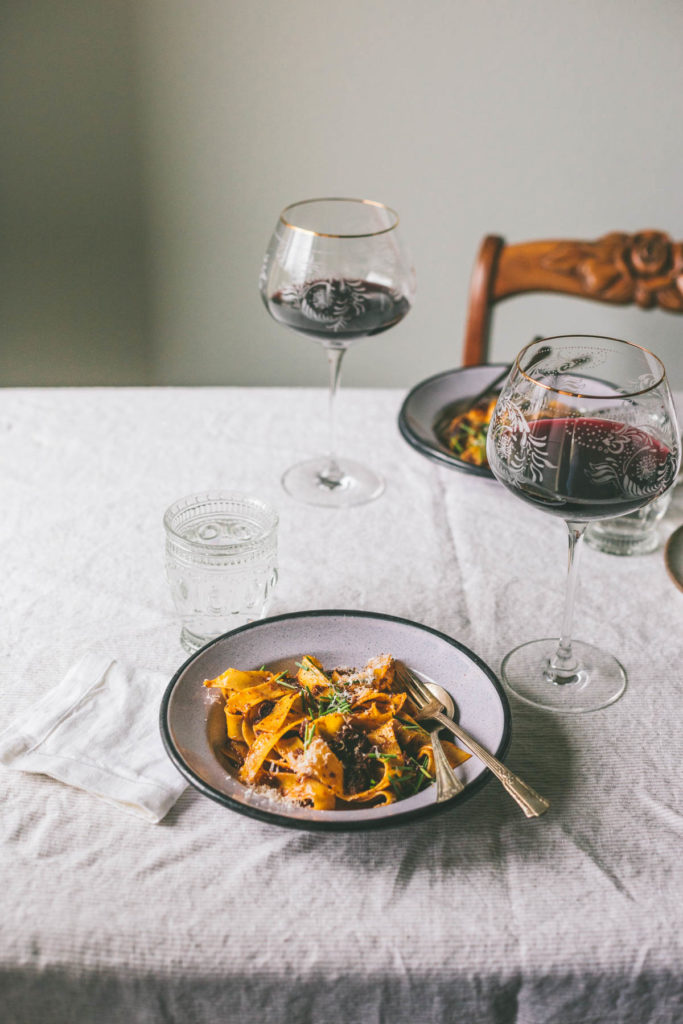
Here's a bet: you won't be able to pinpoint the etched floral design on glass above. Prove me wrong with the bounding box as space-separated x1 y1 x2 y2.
486 334 680 713
259 198 415 507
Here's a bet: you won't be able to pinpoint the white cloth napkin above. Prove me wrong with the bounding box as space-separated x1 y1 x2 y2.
0 653 187 823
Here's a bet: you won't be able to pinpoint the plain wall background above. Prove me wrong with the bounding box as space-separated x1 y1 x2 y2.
2 0 683 388
0 0 149 385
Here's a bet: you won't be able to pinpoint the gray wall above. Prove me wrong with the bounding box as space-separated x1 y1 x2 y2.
0 1 149 385
3 1 683 389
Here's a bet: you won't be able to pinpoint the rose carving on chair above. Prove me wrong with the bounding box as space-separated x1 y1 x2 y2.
541 231 683 311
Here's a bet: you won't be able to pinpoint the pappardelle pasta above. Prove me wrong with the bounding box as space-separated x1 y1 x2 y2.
204 653 470 810
436 395 497 468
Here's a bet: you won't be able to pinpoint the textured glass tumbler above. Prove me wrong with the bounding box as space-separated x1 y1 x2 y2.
164 493 279 653
585 491 672 556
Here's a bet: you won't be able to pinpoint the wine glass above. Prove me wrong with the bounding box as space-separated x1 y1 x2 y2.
486 335 680 713
259 197 415 507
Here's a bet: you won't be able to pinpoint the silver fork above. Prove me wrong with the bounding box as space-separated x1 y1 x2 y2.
396 663 550 818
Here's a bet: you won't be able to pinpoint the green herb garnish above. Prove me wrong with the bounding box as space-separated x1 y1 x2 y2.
300 684 317 719
398 719 425 732
316 689 352 717
384 753 435 799
303 721 316 751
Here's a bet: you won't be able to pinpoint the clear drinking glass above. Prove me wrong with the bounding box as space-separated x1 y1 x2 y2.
259 197 415 507
486 335 680 713
585 490 672 555
164 492 279 653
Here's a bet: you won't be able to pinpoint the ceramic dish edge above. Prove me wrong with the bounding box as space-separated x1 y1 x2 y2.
160 609 511 832
665 524 683 593
398 363 511 479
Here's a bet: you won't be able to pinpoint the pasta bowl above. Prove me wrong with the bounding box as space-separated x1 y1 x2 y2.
160 609 511 831
398 363 511 478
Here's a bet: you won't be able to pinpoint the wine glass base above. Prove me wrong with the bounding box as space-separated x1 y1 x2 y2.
281 456 385 508
501 638 627 713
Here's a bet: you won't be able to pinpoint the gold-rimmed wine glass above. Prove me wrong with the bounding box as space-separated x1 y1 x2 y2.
259 197 415 507
486 334 680 713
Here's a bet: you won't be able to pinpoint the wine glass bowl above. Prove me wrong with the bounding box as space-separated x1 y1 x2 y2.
260 198 415 507
486 335 680 713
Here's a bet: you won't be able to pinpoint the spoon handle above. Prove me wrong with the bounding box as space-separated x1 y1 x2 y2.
465 342 550 411
431 710 550 818
465 365 511 410
430 727 465 801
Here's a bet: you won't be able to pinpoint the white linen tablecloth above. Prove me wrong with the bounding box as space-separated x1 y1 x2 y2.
1 386 682 1024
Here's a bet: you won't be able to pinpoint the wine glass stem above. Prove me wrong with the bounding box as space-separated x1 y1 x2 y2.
319 345 346 485
547 521 587 684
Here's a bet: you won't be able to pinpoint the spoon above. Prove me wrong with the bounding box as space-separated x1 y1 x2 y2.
463 365 511 412
426 681 457 716
463 340 551 412
424 683 465 801
424 682 549 818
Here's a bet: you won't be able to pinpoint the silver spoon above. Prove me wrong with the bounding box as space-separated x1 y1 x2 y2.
427 681 457 716
424 682 549 818
463 341 552 412
424 682 465 802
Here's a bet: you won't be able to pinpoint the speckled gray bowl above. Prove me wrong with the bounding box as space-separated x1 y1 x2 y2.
665 524 683 592
399 364 511 478
160 610 511 831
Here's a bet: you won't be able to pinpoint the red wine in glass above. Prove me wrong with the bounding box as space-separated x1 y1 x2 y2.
486 334 680 714
266 279 411 344
498 417 676 521
259 198 415 507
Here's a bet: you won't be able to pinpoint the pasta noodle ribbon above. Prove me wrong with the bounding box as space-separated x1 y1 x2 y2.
204 654 470 810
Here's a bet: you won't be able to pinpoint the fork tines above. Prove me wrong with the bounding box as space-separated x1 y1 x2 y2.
396 662 439 712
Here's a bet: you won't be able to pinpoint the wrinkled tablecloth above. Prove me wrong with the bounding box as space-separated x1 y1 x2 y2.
1 386 682 1024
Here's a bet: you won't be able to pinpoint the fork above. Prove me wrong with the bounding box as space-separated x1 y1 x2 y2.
396 663 550 818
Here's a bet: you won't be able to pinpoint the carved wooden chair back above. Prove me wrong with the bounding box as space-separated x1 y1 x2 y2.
462 231 683 366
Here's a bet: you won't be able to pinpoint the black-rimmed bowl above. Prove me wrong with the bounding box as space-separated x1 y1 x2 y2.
398 363 511 479
160 609 511 831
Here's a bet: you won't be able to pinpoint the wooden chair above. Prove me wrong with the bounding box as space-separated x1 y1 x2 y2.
462 230 683 366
